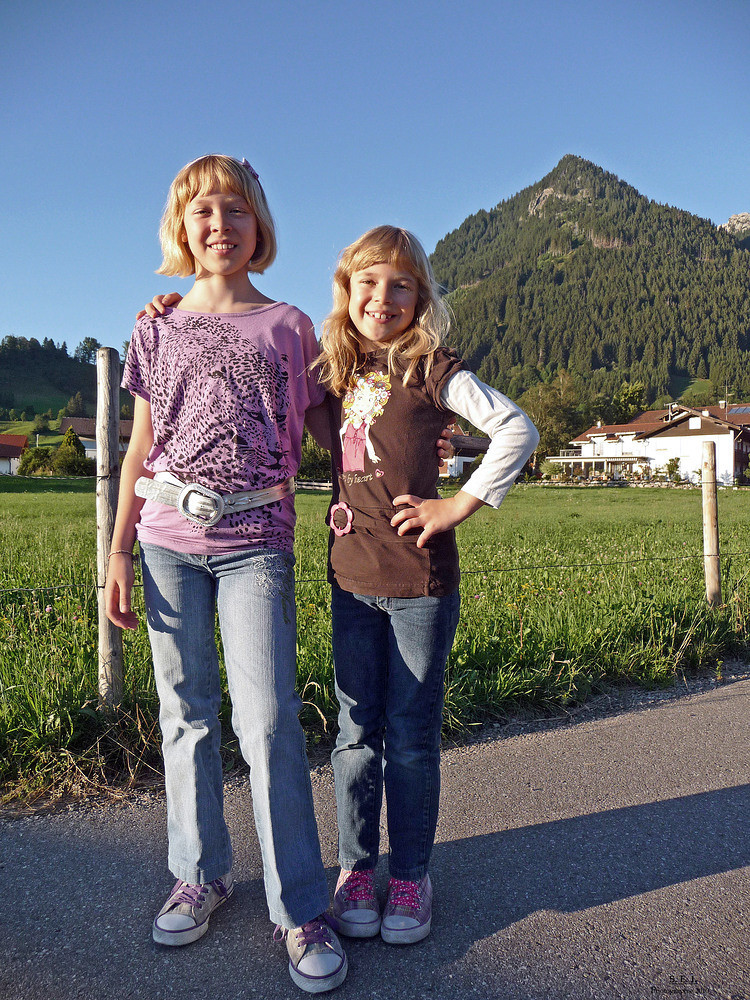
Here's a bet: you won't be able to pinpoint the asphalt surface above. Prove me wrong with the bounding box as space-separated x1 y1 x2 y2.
1 676 748 1000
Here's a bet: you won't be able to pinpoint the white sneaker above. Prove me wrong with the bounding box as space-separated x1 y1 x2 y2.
152 873 234 946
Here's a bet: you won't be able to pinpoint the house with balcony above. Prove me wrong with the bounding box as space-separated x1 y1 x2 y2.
548 404 750 484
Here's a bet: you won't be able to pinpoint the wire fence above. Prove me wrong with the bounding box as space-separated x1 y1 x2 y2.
3 548 750 598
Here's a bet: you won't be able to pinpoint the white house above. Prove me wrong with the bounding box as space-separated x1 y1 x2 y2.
0 434 28 474
548 404 750 485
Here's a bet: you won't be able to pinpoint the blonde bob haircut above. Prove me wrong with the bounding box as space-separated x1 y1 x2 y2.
318 225 450 396
157 154 277 277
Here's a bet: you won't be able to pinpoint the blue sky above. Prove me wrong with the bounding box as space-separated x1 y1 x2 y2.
1 0 748 355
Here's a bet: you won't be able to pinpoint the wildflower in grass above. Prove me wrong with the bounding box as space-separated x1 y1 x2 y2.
45 605 53 613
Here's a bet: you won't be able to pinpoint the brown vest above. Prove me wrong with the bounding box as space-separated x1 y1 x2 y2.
327 349 464 598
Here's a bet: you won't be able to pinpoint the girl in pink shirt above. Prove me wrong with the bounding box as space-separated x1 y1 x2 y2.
105 154 346 994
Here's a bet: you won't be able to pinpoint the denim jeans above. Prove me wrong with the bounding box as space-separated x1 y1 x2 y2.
330 584 461 881
140 543 329 928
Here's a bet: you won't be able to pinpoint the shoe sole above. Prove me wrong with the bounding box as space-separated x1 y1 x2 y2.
380 916 431 945
288 953 348 993
152 885 233 946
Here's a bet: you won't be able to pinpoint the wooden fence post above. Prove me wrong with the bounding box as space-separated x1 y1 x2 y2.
701 441 721 607
96 347 123 709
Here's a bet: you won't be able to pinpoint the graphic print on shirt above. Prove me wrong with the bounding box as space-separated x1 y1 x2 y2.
144 313 291 497
340 371 391 473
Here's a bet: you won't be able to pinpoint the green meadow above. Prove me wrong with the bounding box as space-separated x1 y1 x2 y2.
2 477 749 802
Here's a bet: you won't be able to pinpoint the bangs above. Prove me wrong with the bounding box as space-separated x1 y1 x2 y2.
177 155 253 206
346 228 428 281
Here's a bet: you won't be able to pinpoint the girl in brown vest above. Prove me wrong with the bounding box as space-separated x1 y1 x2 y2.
316 226 539 945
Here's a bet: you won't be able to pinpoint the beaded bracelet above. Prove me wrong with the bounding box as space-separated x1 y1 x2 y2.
108 549 134 560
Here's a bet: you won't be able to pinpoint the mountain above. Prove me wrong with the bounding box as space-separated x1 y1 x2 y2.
0 337 98 416
431 154 750 406
722 213 750 251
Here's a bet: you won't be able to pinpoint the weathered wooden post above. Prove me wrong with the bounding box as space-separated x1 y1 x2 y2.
701 441 721 607
96 347 123 709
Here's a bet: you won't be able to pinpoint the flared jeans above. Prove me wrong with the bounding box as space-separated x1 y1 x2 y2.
140 543 329 928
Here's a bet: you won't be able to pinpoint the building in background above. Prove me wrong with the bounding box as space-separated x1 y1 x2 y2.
59 418 133 462
0 434 28 475
548 404 750 484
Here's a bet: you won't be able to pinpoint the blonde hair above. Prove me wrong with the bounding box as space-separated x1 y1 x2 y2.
157 154 277 276
318 225 450 395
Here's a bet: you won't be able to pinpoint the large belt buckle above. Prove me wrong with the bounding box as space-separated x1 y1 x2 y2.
177 483 225 527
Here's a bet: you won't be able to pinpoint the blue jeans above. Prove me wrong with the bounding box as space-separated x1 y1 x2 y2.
330 584 461 881
140 543 329 928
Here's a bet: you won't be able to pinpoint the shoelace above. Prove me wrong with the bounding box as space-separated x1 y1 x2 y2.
388 878 421 910
168 877 228 909
168 881 208 908
295 917 335 949
341 870 375 901
273 916 335 948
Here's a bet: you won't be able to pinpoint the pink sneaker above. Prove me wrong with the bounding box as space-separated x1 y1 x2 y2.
332 869 381 938
380 873 432 944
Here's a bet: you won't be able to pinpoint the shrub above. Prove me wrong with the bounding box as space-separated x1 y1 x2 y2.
17 447 54 476
52 427 94 476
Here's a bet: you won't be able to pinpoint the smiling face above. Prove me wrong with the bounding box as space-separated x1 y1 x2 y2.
347 262 419 348
181 188 258 279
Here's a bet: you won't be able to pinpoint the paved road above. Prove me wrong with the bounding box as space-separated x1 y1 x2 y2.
2 678 748 1000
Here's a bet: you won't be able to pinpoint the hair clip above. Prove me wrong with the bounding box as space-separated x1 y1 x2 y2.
241 158 259 180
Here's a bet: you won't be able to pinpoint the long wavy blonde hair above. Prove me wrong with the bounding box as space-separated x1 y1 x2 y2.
317 226 450 395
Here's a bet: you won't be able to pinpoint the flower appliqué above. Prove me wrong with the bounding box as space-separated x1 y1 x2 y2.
329 502 354 536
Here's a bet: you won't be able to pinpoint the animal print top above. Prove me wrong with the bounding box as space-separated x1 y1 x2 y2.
123 303 323 554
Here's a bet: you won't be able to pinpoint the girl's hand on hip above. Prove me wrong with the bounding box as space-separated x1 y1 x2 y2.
104 554 139 630
136 292 183 320
391 492 486 549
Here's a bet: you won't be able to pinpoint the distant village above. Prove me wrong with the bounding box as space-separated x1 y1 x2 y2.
3 403 750 486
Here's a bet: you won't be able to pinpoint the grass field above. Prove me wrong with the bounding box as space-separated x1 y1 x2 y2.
2 477 749 802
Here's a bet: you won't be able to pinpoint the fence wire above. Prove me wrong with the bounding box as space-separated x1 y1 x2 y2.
2 548 749 597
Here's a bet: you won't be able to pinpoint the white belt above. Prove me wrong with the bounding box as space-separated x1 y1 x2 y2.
135 472 295 527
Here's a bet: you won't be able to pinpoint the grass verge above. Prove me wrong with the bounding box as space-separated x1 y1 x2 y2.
2 481 749 804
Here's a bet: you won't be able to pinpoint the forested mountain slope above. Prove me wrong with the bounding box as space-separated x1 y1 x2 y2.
0 337 97 416
431 155 750 407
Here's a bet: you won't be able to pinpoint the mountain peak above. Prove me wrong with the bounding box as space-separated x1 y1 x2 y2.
429 155 750 409
722 213 750 234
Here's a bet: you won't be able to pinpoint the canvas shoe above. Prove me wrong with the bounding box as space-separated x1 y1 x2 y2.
152 873 234 946
380 873 432 944
332 869 381 938
280 914 348 993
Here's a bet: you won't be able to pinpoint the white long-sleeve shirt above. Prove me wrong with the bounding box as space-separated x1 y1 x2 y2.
440 370 539 508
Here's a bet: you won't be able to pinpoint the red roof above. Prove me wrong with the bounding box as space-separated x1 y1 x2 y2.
572 421 662 443
0 434 28 458
688 405 750 426
572 403 750 443
629 409 670 424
